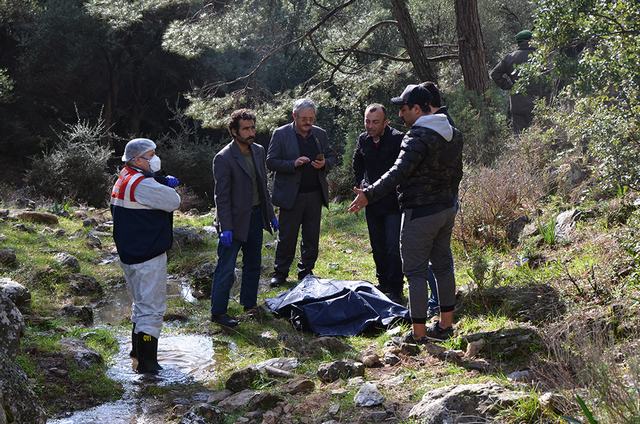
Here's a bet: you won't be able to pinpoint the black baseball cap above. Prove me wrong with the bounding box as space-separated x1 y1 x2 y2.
391 84 432 108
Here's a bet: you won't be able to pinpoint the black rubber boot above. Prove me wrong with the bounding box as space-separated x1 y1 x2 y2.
135 332 162 374
129 323 137 358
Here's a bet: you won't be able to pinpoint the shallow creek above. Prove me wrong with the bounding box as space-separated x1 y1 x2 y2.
48 277 235 423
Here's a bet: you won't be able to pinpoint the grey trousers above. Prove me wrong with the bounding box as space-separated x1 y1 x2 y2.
121 253 167 339
274 190 323 278
400 206 457 322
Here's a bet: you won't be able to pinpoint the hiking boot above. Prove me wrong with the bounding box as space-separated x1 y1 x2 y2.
129 322 137 358
424 321 454 342
211 313 239 328
135 332 162 374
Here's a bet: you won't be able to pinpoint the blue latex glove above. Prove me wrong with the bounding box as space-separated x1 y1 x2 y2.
271 217 279 232
219 230 233 247
165 175 180 188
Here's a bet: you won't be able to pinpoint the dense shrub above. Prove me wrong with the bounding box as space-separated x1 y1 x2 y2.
154 110 224 210
454 148 544 248
25 114 113 207
447 87 510 166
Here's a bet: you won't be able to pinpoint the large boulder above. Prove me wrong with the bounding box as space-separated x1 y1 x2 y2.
0 350 47 424
461 327 541 362
0 291 25 359
409 382 527 423
0 278 31 313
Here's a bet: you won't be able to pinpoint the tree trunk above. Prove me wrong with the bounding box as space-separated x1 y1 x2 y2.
454 0 489 94
390 0 437 83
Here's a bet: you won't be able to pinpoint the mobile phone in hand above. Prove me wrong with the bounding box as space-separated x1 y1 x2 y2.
315 153 324 161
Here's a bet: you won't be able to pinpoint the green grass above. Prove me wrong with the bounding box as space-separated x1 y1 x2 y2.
68 328 120 361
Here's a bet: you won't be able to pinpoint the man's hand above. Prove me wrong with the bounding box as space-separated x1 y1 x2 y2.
348 186 369 213
311 157 325 169
294 156 311 167
165 175 180 188
271 217 279 232
219 230 233 247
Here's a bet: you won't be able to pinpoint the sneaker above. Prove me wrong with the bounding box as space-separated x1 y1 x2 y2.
393 331 427 345
424 321 453 342
210 313 239 328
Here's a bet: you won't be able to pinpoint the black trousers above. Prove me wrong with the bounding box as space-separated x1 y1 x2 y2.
365 207 403 295
274 190 323 279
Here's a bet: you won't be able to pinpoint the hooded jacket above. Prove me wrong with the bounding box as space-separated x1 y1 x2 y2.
363 114 463 210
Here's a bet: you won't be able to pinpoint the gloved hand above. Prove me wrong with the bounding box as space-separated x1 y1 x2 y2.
219 230 233 247
165 175 180 188
271 217 279 232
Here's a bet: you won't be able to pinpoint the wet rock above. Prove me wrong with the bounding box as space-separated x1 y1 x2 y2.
207 389 233 404
14 210 59 225
354 382 384 407
0 350 47 424
317 360 365 383
409 382 527 423
180 403 224 424
217 389 260 411
190 262 216 298
225 367 260 392
462 327 541 361
308 336 351 355
555 209 578 242
383 352 401 366
0 291 25 359
0 248 17 267
68 274 103 296
60 304 94 325
54 252 81 272
282 378 315 395
506 215 530 246
0 278 31 313
173 226 206 250
59 338 103 369
361 353 382 368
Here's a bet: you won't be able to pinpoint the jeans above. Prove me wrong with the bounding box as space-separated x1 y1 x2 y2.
211 207 263 315
365 208 403 296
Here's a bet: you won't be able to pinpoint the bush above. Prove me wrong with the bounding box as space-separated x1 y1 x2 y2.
327 128 359 201
25 112 113 207
454 148 544 248
447 86 511 166
154 108 224 210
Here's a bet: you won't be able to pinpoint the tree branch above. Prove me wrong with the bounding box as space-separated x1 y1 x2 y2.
204 0 358 94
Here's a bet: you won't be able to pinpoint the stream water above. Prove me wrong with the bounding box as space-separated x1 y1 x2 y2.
47 276 234 423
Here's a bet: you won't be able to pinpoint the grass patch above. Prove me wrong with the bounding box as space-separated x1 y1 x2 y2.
68 327 119 361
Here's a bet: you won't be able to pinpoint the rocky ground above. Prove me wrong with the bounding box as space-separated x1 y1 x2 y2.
1 190 640 423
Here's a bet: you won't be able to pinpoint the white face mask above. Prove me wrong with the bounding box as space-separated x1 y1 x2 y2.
147 155 161 173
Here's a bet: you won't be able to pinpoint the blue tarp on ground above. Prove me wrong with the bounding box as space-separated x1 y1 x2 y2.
265 276 410 336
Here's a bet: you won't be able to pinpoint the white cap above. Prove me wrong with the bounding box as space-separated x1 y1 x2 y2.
121 138 156 162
